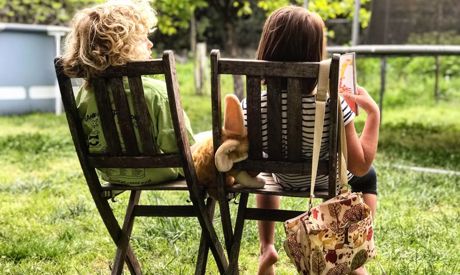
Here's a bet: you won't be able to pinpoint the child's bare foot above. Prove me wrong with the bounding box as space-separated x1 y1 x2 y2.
351 266 368 275
258 244 278 275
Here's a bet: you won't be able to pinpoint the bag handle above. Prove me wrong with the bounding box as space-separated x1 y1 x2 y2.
308 58 349 212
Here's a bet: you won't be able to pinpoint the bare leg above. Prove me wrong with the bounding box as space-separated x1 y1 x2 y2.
256 194 280 275
362 193 377 218
351 266 368 275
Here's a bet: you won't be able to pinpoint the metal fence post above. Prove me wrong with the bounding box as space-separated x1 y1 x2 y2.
434 55 440 102
379 57 387 122
352 0 361 46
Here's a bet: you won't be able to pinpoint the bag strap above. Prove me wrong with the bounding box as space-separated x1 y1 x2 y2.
308 59 330 211
308 58 349 211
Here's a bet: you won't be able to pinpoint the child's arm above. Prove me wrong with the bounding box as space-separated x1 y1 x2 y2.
342 86 380 176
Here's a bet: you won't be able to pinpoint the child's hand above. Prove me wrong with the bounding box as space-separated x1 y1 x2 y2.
342 86 379 116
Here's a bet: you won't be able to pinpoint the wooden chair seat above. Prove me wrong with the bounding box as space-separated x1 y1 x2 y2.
101 178 191 191
228 173 330 199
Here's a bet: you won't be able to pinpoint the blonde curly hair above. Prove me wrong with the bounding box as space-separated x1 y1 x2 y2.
62 0 157 79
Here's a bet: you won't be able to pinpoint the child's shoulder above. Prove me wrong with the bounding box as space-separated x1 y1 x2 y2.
140 77 169 103
141 77 167 91
75 85 93 106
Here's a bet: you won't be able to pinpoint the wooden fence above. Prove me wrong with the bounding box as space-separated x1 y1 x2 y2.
328 45 460 119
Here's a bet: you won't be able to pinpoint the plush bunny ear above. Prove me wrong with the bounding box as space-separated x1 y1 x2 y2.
215 139 240 172
223 94 246 136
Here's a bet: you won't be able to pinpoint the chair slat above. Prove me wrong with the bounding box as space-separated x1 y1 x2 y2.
73 60 165 78
218 59 319 78
134 205 196 217
328 55 341 195
162 51 193 173
227 176 330 199
109 78 139 155
91 78 122 154
286 78 303 161
211 50 223 151
211 50 234 256
88 154 183 168
266 78 283 160
101 178 190 191
55 59 89 158
234 159 329 175
128 76 158 155
246 76 262 159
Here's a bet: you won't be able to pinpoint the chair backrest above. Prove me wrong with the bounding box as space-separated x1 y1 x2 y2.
211 50 341 198
55 51 199 190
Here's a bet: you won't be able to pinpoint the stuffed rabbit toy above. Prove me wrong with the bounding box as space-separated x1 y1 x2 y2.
192 94 265 194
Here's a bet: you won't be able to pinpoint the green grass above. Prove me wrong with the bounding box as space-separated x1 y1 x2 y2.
0 60 459 274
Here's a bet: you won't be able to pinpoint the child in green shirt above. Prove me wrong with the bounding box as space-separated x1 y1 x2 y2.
61 0 195 185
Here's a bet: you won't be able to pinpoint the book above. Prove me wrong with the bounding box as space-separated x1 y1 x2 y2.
338 52 359 115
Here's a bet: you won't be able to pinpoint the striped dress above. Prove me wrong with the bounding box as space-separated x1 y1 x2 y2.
241 91 355 191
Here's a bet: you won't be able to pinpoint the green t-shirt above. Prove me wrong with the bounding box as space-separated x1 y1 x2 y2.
76 77 195 185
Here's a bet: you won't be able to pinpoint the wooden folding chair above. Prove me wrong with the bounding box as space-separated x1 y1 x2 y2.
55 50 228 274
210 49 341 274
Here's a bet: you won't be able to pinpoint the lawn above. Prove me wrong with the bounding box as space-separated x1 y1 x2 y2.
0 58 459 274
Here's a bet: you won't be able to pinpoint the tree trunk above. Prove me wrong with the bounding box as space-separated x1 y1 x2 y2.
191 11 206 95
225 22 244 100
190 12 197 54
194 43 207 95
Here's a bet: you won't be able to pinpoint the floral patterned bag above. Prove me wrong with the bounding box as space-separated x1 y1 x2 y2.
283 59 376 274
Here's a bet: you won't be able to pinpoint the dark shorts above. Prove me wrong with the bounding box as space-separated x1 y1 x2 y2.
348 166 378 195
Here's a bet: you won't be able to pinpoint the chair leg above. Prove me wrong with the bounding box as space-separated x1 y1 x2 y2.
217 177 234 256
188 185 228 274
112 191 141 275
125 248 142 275
195 230 210 275
87 184 142 274
195 197 216 275
226 193 249 275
